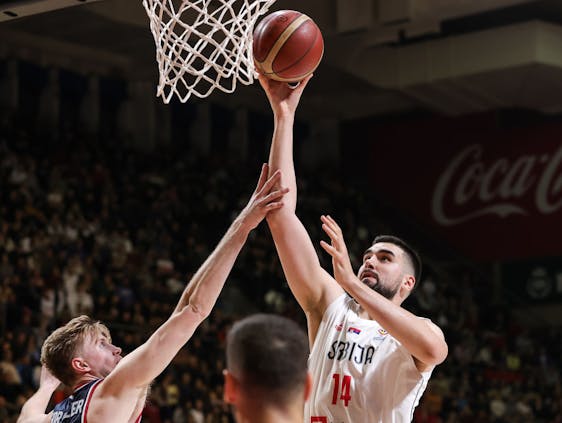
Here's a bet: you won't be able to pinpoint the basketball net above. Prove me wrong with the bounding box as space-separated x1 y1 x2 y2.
142 0 276 102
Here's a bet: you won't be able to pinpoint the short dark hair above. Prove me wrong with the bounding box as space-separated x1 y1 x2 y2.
372 235 422 283
226 314 308 403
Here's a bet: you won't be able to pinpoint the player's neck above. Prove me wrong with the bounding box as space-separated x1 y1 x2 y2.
358 308 372 320
73 374 100 391
240 403 303 423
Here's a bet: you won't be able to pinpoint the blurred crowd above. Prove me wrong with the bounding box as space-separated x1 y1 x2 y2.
0 128 561 423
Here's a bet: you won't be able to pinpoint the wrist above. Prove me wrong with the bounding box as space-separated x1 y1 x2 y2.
341 273 360 291
42 380 60 391
273 108 295 122
230 216 252 239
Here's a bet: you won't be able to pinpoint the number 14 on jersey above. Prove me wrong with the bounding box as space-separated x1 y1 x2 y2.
310 373 353 423
332 373 352 406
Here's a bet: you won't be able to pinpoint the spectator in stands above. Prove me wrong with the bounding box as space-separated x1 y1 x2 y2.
1 120 560 423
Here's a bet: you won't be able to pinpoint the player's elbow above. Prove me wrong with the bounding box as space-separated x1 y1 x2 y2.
186 300 211 321
425 340 448 366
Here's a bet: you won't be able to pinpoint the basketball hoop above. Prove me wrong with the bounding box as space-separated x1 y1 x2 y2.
142 0 276 103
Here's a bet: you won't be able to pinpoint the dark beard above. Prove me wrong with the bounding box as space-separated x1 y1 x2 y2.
371 282 400 300
351 276 401 301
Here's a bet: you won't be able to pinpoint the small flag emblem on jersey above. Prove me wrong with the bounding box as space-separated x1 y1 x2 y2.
348 327 361 335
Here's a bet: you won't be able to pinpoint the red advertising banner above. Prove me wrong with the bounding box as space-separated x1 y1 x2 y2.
344 115 562 260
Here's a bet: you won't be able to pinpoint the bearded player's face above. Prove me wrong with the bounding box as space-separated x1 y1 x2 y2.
357 242 407 300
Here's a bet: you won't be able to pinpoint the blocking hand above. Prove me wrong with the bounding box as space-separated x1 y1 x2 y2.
239 164 289 231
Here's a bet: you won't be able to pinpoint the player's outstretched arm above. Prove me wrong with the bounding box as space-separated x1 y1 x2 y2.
100 165 288 392
16 366 59 423
259 76 344 332
320 215 448 371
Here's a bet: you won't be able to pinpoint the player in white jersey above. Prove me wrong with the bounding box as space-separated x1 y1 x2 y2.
16 165 289 423
258 75 449 423
307 288 432 422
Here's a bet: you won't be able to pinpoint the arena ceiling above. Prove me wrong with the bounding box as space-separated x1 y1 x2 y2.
2 0 562 120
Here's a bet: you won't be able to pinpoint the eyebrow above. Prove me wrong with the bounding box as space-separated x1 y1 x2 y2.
363 248 396 257
97 334 110 343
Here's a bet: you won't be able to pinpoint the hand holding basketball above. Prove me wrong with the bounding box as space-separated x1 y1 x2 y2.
253 10 324 83
258 74 312 115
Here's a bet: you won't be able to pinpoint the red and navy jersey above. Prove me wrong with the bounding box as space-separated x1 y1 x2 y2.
51 379 102 423
50 379 143 423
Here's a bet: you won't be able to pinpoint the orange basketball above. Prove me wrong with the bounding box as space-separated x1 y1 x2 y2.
253 10 324 83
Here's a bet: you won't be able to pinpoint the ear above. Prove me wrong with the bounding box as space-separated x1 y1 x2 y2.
303 372 312 401
399 274 416 300
403 274 415 291
223 370 238 404
70 357 90 375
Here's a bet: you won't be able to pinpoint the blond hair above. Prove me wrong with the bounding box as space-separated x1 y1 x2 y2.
41 315 110 386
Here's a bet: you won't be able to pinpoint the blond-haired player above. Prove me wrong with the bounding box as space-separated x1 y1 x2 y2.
17 165 288 423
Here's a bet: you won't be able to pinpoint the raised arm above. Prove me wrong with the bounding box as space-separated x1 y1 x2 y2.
320 215 448 371
100 165 288 392
259 76 343 338
16 366 59 423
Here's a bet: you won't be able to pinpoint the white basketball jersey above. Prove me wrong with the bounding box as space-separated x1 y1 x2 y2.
305 294 433 423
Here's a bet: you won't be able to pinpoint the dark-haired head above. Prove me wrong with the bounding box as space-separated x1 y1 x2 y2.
372 235 422 285
225 314 309 407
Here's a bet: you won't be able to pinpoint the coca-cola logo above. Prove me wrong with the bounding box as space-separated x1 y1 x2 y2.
432 144 562 226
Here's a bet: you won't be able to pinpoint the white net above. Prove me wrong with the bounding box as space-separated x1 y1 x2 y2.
142 0 276 103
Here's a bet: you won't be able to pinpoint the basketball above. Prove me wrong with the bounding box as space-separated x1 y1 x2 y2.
253 10 324 83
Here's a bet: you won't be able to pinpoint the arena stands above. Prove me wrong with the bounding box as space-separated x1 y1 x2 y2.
1 116 560 422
